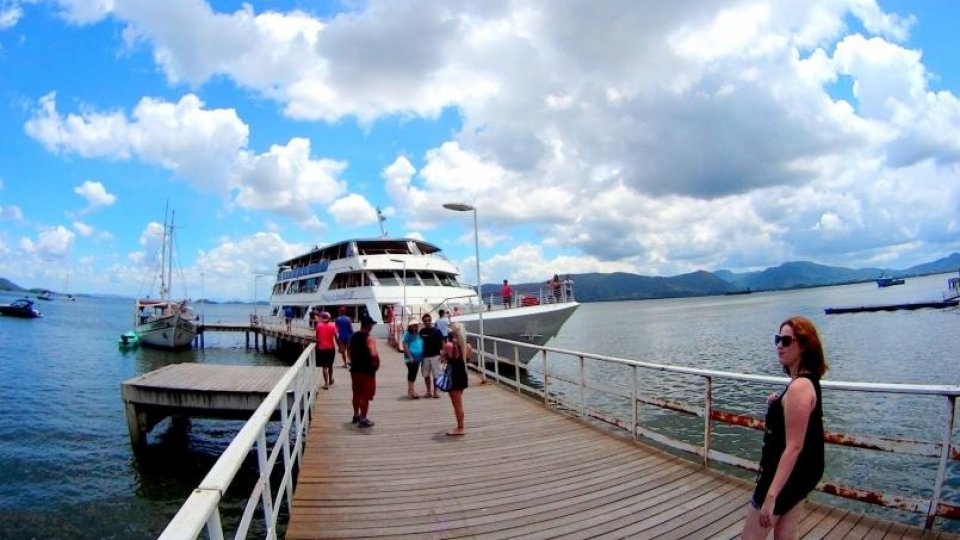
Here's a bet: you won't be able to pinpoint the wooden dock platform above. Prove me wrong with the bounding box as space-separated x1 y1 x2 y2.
286 345 952 539
121 363 290 448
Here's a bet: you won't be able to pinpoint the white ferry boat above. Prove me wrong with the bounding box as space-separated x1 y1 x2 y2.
266 237 579 359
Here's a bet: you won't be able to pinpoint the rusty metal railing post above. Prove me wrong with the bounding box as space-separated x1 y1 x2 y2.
703 376 713 467
926 395 956 529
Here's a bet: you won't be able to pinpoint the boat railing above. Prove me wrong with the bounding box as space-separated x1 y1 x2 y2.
159 344 319 540
468 332 960 531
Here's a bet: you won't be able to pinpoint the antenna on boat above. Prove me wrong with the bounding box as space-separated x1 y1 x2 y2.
376 207 388 238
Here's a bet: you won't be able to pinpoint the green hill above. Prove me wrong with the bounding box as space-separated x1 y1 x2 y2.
0 278 25 292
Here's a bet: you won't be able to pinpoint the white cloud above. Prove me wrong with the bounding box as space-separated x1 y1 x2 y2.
0 205 24 221
328 193 378 226
25 93 352 220
0 2 24 29
73 220 94 236
232 137 347 219
19 225 75 260
73 180 116 207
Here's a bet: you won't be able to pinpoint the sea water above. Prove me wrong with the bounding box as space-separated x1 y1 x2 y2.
0 272 958 537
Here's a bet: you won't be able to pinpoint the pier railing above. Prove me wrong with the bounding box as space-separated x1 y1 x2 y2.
471 333 960 531
159 344 319 540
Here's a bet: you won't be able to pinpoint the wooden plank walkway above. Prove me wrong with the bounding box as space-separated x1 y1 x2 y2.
287 343 956 539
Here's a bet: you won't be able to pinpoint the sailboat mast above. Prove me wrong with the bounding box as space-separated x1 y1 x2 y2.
165 211 175 301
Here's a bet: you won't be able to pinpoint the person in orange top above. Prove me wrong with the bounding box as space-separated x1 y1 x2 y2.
315 311 339 389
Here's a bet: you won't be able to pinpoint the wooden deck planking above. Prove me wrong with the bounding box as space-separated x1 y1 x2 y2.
125 363 289 392
286 342 958 539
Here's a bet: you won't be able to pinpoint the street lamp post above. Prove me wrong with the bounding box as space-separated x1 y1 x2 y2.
442 202 485 382
389 258 407 325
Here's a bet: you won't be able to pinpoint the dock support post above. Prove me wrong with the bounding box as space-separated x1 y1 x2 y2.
245 331 250 350
124 401 149 449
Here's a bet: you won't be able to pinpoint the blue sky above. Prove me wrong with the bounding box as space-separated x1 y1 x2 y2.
0 0 958 301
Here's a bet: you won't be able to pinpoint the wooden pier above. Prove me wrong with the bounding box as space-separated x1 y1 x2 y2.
285 346 951 539
196 321 315 350
121 363 290 448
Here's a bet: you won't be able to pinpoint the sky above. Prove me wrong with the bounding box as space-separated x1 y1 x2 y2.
0 0 958 301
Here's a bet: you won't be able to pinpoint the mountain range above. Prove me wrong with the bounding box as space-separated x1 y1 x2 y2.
4 252 959 303
492 252 960 303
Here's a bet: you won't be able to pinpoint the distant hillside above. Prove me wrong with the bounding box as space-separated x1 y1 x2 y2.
905 253 960 275
0 278 24 292
508 252 960 303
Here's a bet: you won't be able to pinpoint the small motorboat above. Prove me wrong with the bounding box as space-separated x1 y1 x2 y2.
0 298 43 318
118 331 140 349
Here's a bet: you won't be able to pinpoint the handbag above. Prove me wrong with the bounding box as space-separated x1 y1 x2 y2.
435 364 453 392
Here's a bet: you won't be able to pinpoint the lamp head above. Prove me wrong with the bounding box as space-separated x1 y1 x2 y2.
443 202 474 212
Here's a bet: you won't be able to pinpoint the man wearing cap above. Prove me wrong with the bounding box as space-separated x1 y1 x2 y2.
335 306 353 368
315 311 338 389
349 315 380 428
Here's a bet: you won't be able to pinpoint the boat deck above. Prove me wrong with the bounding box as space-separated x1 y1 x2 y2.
286 345 953 539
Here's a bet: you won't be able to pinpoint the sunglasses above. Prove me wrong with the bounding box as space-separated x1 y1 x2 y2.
774 334 798 347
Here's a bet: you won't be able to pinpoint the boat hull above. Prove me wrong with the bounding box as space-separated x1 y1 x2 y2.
453 302 579 362
136 315 197 349
0 307 42 318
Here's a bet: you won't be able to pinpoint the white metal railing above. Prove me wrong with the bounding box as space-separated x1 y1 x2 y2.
468 333 960 531
159 344 319 540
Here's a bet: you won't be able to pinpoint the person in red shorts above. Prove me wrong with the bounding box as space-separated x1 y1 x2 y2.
314 311 338 389
348 315 380 428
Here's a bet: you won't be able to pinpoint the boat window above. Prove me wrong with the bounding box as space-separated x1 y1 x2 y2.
372 270 400 286
404 272 422 286
329 271 367 289
420 271 441 286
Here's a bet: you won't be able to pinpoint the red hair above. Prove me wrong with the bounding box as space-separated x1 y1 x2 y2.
780 316 829 377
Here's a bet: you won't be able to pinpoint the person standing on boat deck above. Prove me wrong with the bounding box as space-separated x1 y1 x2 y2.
283 305 293 332
315 311 338 389
500 280 513 308
419 313 445 398
401 322 424 399
441 323 472 436
349 316 379 428
308 308 318 330
549 274 562 303
742 316 827 540
335 306 353 368
436 309 450 338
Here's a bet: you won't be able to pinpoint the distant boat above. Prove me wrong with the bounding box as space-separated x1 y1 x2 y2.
876 274 905 288
134 209 198 350
37 290 54 301
724 288 752 296
0 298 43 318
118 331 140 349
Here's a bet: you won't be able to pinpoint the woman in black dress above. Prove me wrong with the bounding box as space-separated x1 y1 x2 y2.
742 316 828 540
441 323 471 436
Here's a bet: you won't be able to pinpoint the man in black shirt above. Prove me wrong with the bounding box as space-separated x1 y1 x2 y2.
349 316 380 427
419 313 445 398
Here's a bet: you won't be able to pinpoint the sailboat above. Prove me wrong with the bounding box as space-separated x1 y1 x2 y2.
133 210 198 349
